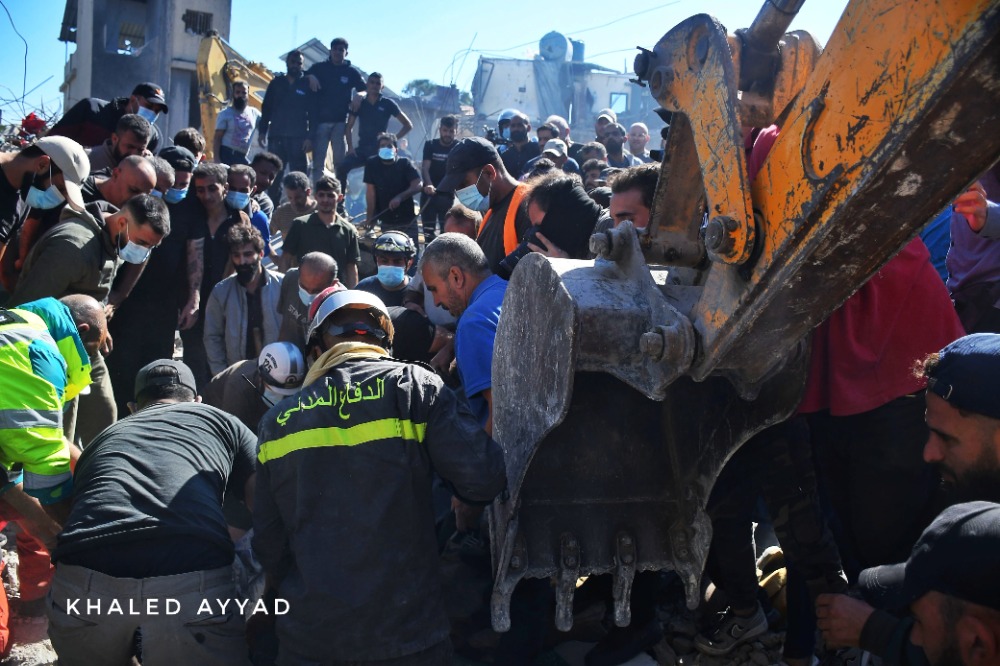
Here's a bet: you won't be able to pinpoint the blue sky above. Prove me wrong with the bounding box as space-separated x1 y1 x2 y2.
0 0 848 125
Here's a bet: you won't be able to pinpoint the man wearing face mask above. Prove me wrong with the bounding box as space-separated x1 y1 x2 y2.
84 113 152 172
363 133 422 250
0 137 90 266
202 341 306 434
227 164 272 252
437 137 532 274
277 251 339 349
12 194 170 448
104 147 206 415
258 50 312 191
355 231 415 307
213 80 261 167
338 74 414 192
49 82 167 154
204 225 283 376
499 111 541 179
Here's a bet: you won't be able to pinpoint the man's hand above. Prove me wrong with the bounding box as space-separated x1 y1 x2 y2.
423 184 436 196
104 302 117 321
100 331 114 356
955 182 989 232
388 196 401 210
815 593 874 649
307 74 320 92
178 299 200 330
451 496 484 533
350 95 365 113
527 232 569 259
429 335 455 375
250 199 261 215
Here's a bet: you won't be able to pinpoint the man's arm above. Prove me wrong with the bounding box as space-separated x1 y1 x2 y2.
482 388 494 438
345 113 357 154
421 158 435 196
1 484 64 552
366 183 377 223
258 80 276 147
278 223 299 272
179 237 204 330
107 261 147 313
10 237 85 305
343 263 359 289
395 110 414 141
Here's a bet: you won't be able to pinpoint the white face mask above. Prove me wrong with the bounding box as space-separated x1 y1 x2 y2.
298 285 316 307
261 386 285 407
25 164 65 210
455 168 491 212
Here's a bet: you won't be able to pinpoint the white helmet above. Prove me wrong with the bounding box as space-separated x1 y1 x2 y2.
307 289 394 345
258 342 307 395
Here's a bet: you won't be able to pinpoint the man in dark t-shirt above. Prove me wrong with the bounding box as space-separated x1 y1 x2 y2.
355 230 415 307
304 37 366 184
420 115 458 243
336 73 413 193
48 360 254 666
363 133 422 248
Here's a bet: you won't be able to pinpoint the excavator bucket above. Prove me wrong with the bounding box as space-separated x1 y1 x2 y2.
489 229 808 631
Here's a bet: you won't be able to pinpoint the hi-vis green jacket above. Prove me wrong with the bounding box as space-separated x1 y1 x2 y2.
253 348 506 662
0 298 90 504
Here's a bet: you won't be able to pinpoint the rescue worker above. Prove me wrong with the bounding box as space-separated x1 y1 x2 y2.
253 290 506 664
0 295 105 646
202 341 307 435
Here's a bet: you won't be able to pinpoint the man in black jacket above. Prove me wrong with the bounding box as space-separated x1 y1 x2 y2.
259 50 312 196
49 82 168 153
254 289 506 664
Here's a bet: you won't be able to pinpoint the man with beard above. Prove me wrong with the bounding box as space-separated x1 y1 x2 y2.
603 123 643 168
213 80 261 166
816 333 1000 665
84 114 151 172
420 115 458 243
204 225 282 376
258 50 312 192
49 82 168 153
499 111 540 179
305 37 367 184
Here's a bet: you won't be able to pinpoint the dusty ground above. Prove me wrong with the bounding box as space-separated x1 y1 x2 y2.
1 547 57 666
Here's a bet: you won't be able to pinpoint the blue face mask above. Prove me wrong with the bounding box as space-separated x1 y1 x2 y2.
136 105 159 124
226 191 251 210
118 219 153 264
376 265 406 288
149 189 163 198
455 168 491 212
164 187 188 204
378 146 396 161
25 165 65 210
298 285 316 307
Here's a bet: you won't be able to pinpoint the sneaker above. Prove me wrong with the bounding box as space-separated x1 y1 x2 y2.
694 603 768 656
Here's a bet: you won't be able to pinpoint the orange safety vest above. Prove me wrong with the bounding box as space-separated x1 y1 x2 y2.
478 184 528 255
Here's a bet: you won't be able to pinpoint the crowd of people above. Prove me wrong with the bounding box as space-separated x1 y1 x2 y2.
0 34 997 666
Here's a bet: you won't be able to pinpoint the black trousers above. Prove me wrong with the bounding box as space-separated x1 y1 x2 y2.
266 135 309 204
807 393 942 579
105 298 179 414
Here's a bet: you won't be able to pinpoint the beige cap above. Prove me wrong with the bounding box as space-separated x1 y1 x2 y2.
35 136 90 212
542 138 567 158
596 108 617 124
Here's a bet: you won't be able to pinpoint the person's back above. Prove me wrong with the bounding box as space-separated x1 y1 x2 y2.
256 356 503 660
254 290 505 662
55 400 255 575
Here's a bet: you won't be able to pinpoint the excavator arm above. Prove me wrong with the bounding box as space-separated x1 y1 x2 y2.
490 0 1000 630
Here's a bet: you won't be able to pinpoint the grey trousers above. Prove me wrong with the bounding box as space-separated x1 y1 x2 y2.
313 121 348 183
47 564 250 666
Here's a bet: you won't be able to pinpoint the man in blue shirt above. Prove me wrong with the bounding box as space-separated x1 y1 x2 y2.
420 233 506 435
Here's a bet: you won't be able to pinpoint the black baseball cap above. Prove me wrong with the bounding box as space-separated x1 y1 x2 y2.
132 82 169 112
134 359 197 401
925 333 1000 420
158 146 197 173
437 137 500 193
859 501 1000 611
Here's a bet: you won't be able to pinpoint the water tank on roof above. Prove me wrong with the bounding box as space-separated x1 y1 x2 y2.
539 32 572 62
